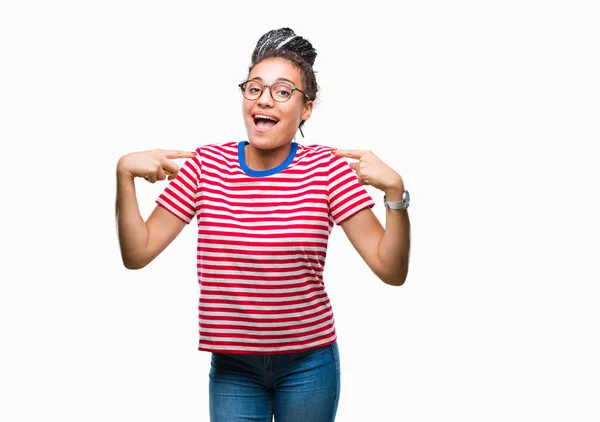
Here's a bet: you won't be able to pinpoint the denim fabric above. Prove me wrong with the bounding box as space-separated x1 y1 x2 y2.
209 342 341 422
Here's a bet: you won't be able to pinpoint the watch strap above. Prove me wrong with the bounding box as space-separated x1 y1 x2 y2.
384 191 409 210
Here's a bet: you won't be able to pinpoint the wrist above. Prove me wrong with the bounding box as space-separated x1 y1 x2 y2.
116 156 135 181
384 180 405 201
383 173 404 201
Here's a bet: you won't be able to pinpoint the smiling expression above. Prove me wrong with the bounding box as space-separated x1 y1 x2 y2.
242 58 313 150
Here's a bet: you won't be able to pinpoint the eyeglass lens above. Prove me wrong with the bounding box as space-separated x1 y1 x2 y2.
243 81 293 102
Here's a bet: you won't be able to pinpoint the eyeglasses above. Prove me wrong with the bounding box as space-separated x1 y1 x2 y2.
238 80 310 103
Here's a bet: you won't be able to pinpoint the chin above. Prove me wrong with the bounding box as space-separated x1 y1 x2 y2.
247 137 272 149
247 133 295 150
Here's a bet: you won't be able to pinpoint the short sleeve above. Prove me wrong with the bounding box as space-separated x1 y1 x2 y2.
156 152 202 224
328 154 375 225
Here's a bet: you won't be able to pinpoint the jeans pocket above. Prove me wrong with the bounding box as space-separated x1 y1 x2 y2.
330 342 340 373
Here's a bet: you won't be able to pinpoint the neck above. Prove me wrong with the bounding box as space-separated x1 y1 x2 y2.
245 141 292 171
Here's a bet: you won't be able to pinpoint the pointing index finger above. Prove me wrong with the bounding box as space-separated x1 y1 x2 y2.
332 149 369 159
163 150 197 159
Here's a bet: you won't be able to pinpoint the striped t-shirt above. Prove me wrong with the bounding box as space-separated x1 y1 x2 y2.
156 140 374 354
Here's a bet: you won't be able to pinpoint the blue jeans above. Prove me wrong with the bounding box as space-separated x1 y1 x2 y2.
209 342 341 422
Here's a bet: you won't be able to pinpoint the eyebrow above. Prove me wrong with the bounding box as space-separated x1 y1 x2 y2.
250 76 297 86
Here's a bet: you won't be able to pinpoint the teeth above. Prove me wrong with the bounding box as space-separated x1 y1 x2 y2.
254 115 278 122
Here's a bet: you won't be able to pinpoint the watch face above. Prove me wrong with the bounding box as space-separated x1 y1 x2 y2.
403 190 410 208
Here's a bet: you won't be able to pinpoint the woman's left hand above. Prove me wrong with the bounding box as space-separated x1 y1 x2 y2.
332 149 404 198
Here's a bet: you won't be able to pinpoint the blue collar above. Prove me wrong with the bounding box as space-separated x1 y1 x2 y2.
238 141 298 177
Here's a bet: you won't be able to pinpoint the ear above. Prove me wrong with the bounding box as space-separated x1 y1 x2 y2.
301 101 313 122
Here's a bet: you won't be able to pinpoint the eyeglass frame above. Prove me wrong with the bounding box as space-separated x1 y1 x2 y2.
238 79 310 103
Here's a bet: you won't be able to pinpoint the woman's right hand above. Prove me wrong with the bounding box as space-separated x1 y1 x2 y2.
117 149 197 183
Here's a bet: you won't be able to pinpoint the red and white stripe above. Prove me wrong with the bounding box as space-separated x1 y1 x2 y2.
157 141 374 354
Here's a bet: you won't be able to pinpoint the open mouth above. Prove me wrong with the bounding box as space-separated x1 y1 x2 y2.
253 114 280 132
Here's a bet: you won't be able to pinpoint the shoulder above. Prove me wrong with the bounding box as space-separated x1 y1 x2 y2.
198 140 239 153
299 143 335 154
197 141 241 162
295 143 353 174
296 143 336 161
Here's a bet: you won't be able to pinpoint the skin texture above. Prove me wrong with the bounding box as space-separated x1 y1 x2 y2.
115 57 410 285
115 149 193 269
242 58 313 171
333 149 410 286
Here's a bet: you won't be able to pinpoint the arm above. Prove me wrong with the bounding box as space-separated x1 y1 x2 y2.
333 149 411 286
115 149 196 269
341 194 410 286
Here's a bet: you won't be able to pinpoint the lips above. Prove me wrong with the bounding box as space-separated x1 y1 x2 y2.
252 112 280 133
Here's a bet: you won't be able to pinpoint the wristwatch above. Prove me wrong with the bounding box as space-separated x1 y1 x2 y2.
384 190 410 210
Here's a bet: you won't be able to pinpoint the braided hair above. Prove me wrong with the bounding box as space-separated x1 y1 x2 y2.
247 28 319 135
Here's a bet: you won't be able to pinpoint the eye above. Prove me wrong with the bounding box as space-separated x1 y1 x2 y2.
244 81 262 95
273 83 292 99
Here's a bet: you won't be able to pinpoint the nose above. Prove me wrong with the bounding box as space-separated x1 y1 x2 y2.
256 86 274 107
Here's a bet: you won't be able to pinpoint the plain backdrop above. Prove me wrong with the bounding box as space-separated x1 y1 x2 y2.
1 0 599 421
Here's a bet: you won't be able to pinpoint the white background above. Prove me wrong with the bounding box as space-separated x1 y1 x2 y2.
1 0 599 421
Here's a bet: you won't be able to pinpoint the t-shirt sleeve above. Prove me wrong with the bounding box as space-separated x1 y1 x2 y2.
328 154 375 225
155 152 202 224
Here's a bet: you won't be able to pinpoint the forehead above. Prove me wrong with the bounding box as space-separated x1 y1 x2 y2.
249 58 302 86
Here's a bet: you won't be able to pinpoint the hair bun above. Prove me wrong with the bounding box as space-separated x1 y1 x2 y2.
251 27 317 67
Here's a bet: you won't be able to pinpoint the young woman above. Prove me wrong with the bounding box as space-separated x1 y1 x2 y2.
116 27 410 422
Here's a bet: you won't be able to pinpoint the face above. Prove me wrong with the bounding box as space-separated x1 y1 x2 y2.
242 58 313 150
